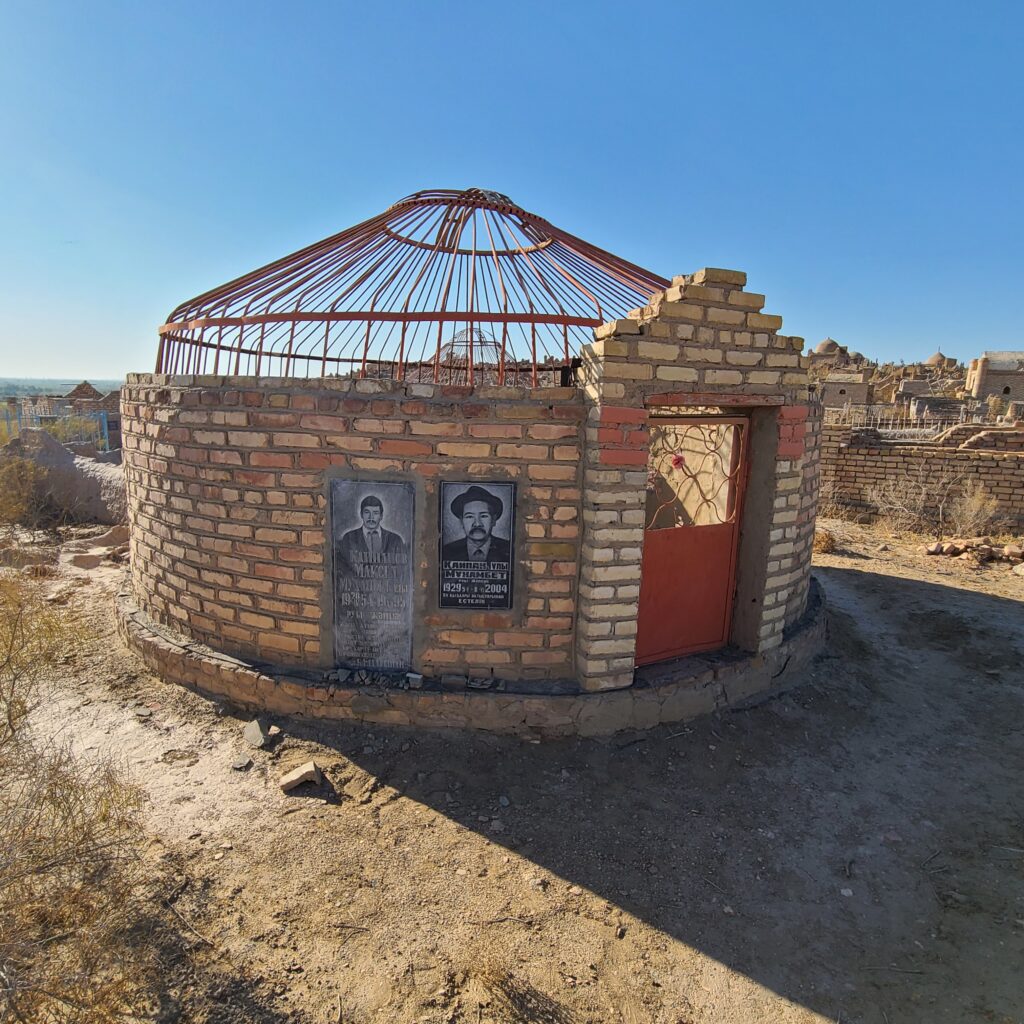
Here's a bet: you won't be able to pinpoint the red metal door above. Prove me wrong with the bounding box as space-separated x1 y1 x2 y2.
635 417 749 666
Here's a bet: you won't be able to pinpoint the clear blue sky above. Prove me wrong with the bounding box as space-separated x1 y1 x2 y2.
1 0 1021 377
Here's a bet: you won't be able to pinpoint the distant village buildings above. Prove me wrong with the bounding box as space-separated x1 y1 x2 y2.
3 380 122 448
808 340 1023 425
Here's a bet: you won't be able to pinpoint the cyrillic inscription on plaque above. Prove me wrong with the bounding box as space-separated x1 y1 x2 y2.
331 479 414 670
438 482 516 610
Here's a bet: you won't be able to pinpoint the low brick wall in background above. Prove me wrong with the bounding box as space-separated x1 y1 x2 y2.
820 424 1024 528
931 423 1023 447
959 428 1024 452
122 376 584 680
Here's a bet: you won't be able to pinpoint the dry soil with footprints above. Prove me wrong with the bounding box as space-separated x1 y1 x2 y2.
24 522 1024 1024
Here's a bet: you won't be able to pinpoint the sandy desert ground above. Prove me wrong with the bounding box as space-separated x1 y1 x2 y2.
25 521 1024 1024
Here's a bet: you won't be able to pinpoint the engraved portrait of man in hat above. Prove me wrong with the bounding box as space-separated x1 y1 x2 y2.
440 484 511 563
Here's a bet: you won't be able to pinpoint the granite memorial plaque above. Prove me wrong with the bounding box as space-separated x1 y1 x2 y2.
439 481 516 609
331 479 414 670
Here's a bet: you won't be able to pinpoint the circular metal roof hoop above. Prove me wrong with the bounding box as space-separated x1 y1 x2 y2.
157 188 669 386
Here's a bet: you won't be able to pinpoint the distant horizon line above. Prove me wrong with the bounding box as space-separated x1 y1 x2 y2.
0 376 126 383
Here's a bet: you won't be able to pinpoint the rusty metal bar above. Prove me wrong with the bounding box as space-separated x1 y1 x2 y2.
157 188 669 383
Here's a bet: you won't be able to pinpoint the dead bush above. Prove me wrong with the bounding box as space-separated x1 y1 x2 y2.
0 578 157 1022
43 417 106 449
816 474 861 522
986 395 1007 421
0 458 48 534
945 479 1004 539
0 740 153 1023
0 578 67 743
475 962 576 1024
865 466 995 539
816 474 842 518
813 528 838 554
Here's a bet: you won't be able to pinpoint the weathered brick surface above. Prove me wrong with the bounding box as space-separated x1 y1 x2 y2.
958 428 1024 452
122 375 584 678
918 422 1024 449
117 578 825 738
820 423 1024 528
574 270 819 684
123 266 823 705
781 403 821 627
967 357 1024 403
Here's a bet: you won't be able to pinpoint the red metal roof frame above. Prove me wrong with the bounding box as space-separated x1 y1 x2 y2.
158 188 669 386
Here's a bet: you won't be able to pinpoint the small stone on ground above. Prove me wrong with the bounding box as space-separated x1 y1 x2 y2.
242 718 270 748
279 761 323 792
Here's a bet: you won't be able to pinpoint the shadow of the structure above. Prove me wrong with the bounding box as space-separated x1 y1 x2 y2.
295 568 1024 1023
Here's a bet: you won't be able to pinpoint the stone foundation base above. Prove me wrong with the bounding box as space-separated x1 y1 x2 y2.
116 580 826 739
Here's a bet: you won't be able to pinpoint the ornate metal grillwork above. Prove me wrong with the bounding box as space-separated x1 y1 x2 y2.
646 420 748 530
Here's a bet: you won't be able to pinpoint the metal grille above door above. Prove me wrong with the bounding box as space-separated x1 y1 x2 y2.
635 417 750 666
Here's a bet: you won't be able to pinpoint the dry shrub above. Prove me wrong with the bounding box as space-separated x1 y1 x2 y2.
0 458 48 533
816 474 860 522
816 474 842 518
813 528 838 554
0 741 151 1023
945 479 1004 539
865 465 1001 539
44 417 105 449
0 578 67 739
866 472 935 536
864 464 983 540
0 577 156 1023
475 962 576 1024
986 395 1007 420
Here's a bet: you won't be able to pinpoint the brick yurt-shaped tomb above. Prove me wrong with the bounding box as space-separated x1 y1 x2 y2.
119 188 825 736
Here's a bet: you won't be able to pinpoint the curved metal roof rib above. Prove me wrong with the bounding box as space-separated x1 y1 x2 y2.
158 188 668 386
